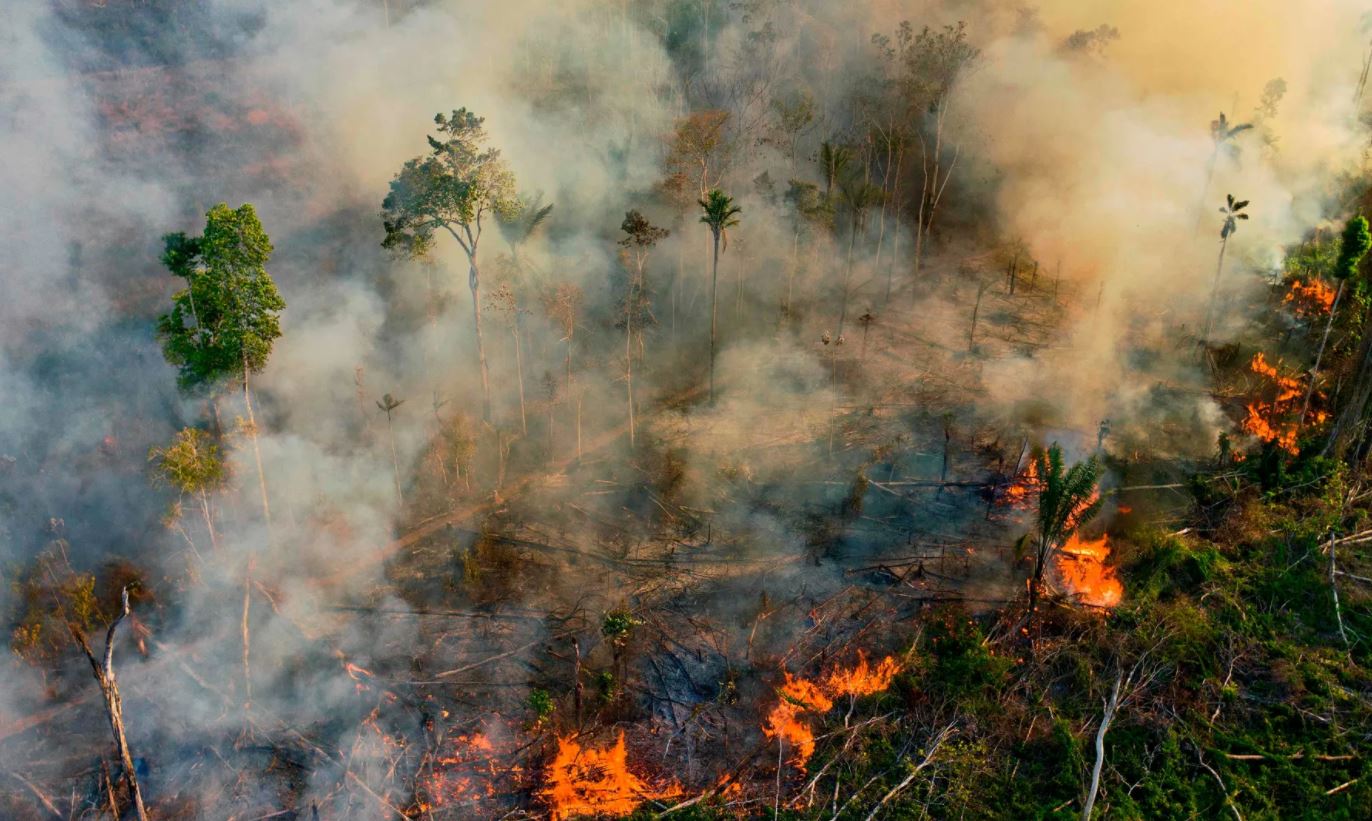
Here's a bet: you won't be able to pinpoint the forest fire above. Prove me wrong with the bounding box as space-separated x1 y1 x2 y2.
1003 459 1041 507
1054 534 1123 608
541 732 680 820
764 653 902 768
1242 352 1322 454
421 730 509 812
1284 278 1336 317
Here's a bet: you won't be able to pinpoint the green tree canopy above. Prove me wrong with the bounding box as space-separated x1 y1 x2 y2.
148 428 228 496
381 108 518 263
156 203 284 391
1335 215 1371 280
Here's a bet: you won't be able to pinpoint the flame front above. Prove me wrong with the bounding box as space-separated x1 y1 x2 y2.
1055 533 1123 608
763 653 901 769
1004 459 1041 507
1243 352 1323 454
1284 278 1335 317
542 732 680 820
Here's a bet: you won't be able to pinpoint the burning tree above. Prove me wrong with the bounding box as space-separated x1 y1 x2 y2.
382 109 518 423
1021 444 1103 625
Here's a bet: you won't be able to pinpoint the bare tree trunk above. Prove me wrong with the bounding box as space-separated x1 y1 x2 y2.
386 414 404 504
242 361 272 529
513 324 527 435
839 212 859 336
73 589 148 821
1082 670 1124 821
1330 532 1350 648
626 295 636 446
468 260 493 423
242 558 253 706
1203 238 1230 341
198 490 219 552
709 231 721 403
969 281 988 350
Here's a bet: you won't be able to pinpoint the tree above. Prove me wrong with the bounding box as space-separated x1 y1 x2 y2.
1201 195 1249 341
899 21 980 288
1302 216 1371 424
618 210 669 446
157 203 283 526
837 177 884 335
782 180 832 321
542 282 584 459
381 109 518 423
1199 113 1253 214
1022 444 1103 625
699 189 742 403
496 192 553 269
487 283 529 434
149 427 228 552
70 588 148 821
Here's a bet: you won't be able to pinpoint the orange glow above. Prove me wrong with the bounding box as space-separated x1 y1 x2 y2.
1284 278 1336 317
824 651 901 697
542 732 680 820
1054 533 1123 608
1004 459 1041 507
1243 352 1322 454
423 728 512 812
763 653 902 769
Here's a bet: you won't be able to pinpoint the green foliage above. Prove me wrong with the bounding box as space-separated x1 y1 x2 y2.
156 203 284 391
697 188 741 249
381 109 517 260
148 427 227 496
921 615 1011 701
526 688 553 723
601 609 638 645
8 546 103 667
1125 531 1222 604
1334 215 1371 280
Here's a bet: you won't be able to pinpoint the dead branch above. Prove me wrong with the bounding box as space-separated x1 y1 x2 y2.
4 770 62 819
858 722 956 821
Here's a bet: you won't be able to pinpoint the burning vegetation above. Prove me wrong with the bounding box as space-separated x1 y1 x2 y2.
4 2 1372 820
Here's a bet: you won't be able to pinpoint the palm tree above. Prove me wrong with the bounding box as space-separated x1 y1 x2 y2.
1197 113 1252 227
1023 444 1103 626
819 141 851 199
1202 195 1249 341
699 189 741 403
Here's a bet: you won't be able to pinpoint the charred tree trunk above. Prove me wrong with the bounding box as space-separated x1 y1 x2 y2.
72 588 148 821
708 229 721 404
468 260 493 424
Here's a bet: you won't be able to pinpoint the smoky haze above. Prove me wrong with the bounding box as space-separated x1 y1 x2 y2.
0 0 1367 817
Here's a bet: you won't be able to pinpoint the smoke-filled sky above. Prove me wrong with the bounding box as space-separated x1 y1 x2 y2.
1 0 1369 815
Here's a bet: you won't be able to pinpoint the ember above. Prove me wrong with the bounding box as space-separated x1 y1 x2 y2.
542 732 680 820
1003 458 1041 507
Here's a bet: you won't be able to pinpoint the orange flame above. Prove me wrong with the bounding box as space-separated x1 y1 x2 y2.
763 653 901 769
1004 459 1041 507
1242 352 1322 454
1054 533 1123 608
423 728 515 812
542 732 681 820
1284 278 1336 317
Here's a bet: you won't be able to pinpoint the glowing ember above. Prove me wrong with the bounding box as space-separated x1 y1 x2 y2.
1054 533 1123 608
344 661 374 693
1283 278 1336 317
1242 352 1323 454
763 653 902 769
542 732 680 820
423 727 518 812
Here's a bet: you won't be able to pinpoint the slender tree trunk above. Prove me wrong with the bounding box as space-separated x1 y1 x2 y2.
885 144 904 302
969 281 988 350
1082 670 1124 821
242 361 272 529
839 212 859 335
513 324 528 435
626 289 635 447
468 260 493 423
709 230 721 403
1301 280 1344 425
1203 238 1230 341
386 414 404 504
242 557 253 706
1328 323 1372 459
199 490 219 552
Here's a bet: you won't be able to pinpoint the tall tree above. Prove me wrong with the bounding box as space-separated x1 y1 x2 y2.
1022 444 1103 625
1302 216 1371 423
618 210 669 446
899 21 979 288
381 109 518 423
149 427 228 553
376 393 406 504
1199 112 1253 219
1202 195 1249 341
699 189 742 403
157 203 283 527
